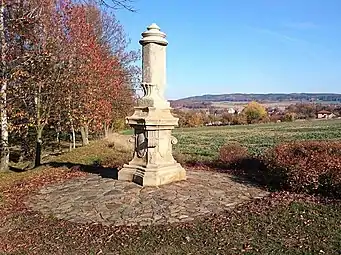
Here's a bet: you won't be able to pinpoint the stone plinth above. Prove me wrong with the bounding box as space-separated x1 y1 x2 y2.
118 24 186 186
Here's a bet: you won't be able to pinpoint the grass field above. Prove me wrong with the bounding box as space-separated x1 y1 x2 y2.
173 119 341 161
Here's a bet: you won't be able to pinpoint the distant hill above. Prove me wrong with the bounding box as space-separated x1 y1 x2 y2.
170 93 341 107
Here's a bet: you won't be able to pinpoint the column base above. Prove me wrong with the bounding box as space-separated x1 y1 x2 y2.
118 163 186 187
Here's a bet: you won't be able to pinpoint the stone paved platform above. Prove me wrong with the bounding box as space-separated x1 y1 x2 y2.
28 170 268 226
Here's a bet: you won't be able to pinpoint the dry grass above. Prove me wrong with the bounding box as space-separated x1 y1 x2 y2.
46 137 131 167
104 132 134 153
0 136 133 193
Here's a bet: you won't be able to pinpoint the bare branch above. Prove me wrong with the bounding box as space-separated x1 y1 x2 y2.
82 0 136 12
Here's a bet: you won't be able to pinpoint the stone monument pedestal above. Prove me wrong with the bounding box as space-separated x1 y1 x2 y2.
118 106 186 186
118 24 186 186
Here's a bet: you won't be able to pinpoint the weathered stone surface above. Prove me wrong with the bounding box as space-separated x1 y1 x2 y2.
27 170 268 226
118 23 186 187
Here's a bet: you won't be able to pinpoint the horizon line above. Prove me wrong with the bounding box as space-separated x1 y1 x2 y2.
169 92 341 100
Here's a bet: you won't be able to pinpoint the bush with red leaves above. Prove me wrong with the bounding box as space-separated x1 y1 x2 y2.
263 141 341 198
219 142 249 168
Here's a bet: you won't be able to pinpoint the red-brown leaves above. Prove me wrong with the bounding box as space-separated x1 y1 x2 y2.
63 4 136 131
6 0 138 157
264 141 341 197
219 142 249 168
0 167 87 218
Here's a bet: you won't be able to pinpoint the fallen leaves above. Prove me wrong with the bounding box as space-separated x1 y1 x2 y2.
0 163 340 254
0 166 87 217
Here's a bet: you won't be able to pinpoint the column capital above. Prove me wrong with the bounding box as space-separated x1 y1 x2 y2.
139 23 168 46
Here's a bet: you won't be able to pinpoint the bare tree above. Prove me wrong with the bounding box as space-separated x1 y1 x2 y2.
88 0 136 12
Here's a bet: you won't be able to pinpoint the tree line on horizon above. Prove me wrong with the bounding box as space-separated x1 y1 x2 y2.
171 93 341 106
0 0 139 171
173 101 341 128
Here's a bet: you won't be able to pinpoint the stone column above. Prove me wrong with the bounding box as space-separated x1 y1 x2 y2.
118 23 186 187
141 23 167 99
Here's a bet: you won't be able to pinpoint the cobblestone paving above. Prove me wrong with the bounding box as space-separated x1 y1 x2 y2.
28 170 268 226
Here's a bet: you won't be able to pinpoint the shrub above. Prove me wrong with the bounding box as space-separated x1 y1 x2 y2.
258 115 270 124
282 112 296 122
263 141 341 197
219 142 249 168
231 114 247 125
269 114 283 123
187 112 204 127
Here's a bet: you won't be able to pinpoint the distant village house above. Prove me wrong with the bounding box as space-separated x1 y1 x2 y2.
227 108 236 114
317 110 335 119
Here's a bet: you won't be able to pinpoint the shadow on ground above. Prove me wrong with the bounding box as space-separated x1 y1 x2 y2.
222 158 283 191
46 157 271 190
46 162 119 179
8 166 28 173
180 157 282 192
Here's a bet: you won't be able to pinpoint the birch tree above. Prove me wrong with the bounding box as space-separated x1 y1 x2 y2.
0 0 9 171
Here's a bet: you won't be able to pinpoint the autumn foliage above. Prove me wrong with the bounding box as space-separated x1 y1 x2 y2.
219 142 249 168
262 141 341 197
242 101 268 124
216 140 341 198
1 0 139 167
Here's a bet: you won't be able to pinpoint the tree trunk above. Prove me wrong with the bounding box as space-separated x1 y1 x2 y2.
104 123 110 138
0 0 9 171
72 126 76 149
69 121 76 151
56 124 63 152
56 128 61 151
34 83 45 167
69 134 72 152
66 97 76 150
0 79 9 171
80 125 89 146
34 127 43 167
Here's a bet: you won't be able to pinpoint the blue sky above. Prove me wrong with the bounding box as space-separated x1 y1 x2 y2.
116 0 341 99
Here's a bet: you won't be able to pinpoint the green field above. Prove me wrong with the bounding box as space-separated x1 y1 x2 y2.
173 119 341 160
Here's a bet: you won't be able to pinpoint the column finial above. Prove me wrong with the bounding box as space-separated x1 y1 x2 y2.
139 23 168 46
